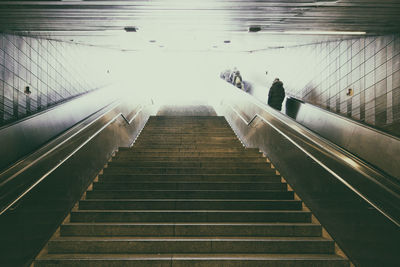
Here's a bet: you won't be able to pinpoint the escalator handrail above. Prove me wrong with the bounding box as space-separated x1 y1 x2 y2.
285 94 400 141
0 100 144 216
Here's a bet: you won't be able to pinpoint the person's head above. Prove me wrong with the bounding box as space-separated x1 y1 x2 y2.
236 71 240 75
273 78 280 83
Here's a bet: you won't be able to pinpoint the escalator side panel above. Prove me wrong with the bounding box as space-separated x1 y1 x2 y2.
219 95 400 267
286 97 400 180
0 104 153 267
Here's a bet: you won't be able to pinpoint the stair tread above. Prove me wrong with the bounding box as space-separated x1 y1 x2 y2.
37 253 347 260
72 210 309 213
52 236 330 241
87 189 292 193
94 182 283 185
62 222 318 226
81 199 295 202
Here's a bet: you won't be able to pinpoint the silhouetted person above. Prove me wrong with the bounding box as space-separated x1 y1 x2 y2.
268 78 285 111
233 71 243 89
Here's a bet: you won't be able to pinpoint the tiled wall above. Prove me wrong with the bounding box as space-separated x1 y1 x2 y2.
283 35 400 136
0 33 110 127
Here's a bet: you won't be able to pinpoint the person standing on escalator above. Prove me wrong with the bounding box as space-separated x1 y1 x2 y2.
233 70 244 90
267 78 285 111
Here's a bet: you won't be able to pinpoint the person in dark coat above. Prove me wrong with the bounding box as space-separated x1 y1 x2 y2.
268 78 285 111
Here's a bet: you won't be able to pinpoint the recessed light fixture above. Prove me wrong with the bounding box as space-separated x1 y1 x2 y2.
249 26 261 32
124 26 138 32
149 40 156 43
224 40 231 43
212 45 218 48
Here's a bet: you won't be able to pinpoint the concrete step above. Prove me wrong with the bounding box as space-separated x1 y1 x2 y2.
143 121 230 125
139 129 235 135
92 181 287 191
139 130 234 134
70 210 310 223
118 148 250 153
137 136 238 141
98 174 281 183
137 133 237 138
78 199 301 211
134 140 242 145
35 253 349 267
118 147 259 152
132 143 243 148
107 161 271 169
47 236 334 254
102 167 276 175
146 122 229 125
114 153 263 159
110 158 267 164
85 190 294 200
60 222 321 237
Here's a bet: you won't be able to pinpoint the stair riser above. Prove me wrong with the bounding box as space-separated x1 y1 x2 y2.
102 169 276 175
60 224 322 237
70 212 311 223
118 150 260 155
79 200 301 210
98 175 280 183
85 191 294 200
134 142 241 146
133 147 244 151
111 158 266 163
138 132 236 137
118 147 261 153
132 146 245 151
92 183 287 191
135 139 241 142
115 155 263 160
139 127 232 131
48 240 334 254
34 259 349 267
118 149 252 153
107 162 271 169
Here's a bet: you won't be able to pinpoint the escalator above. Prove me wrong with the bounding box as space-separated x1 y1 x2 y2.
35 115 349 266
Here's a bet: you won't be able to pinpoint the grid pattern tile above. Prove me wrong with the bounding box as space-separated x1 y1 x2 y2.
0 34 108 127
286 35 400 136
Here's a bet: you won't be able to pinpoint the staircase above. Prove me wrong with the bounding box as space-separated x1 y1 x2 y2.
35 116 349 266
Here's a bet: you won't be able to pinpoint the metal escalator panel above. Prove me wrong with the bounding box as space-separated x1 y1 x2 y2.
217 84 400 267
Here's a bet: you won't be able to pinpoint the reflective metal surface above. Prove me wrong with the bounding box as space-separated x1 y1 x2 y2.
0 88 119 172
0 93 155 266
286 97 400 180
215 81 400 267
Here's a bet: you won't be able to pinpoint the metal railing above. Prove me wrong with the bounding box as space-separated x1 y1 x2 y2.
0 98 150 216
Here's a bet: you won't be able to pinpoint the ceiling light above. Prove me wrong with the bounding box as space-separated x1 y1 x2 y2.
149 40 156 43
249 26 261 33
224 40 231 43
124 26 138 32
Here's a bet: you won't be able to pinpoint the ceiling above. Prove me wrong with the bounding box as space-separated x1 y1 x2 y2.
0 0 399 52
